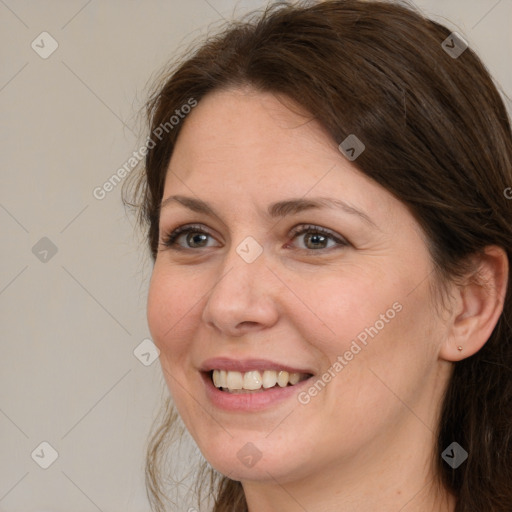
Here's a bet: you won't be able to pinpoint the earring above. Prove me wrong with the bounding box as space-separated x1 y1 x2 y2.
457 346 463 352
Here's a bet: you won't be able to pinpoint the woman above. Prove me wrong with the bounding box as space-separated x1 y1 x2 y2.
125 1 512 510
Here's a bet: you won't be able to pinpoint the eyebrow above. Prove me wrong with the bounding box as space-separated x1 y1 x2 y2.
160 194 377 227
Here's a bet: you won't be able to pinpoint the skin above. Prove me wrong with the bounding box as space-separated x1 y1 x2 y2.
147 87 508 512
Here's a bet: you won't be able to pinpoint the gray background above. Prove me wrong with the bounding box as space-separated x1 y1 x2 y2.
1 0 510 510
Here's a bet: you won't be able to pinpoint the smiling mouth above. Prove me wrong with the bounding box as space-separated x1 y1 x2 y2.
210 369 312 393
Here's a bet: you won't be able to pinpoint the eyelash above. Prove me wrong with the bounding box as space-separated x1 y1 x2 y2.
160 223 349 252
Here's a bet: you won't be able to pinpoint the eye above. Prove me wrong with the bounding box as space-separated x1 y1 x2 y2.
160 224 219 250
287 224 349 251
159 223 349 252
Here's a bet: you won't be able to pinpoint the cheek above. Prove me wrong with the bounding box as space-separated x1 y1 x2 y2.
147 265 201 361
323 281 439 422
299 263 435 397
146 266 205 422
286 264 403 358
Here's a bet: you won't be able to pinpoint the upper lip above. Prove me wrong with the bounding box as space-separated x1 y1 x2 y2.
200 357 315 375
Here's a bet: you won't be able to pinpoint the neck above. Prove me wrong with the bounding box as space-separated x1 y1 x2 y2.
242 464 456 512
241 418 456 512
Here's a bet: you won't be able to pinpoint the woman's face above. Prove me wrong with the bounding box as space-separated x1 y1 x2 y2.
147 88 452 485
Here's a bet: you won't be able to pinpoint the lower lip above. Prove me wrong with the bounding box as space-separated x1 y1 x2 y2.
201 372 312 412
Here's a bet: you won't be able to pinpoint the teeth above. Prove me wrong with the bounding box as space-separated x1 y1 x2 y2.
213 369 228 388
277 371 289 387
211 369 307 392
243 371 262 390
289 372 300 385
262 370 277 388
226 371 243 390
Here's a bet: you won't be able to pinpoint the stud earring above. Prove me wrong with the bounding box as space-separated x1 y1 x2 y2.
457 346 463 351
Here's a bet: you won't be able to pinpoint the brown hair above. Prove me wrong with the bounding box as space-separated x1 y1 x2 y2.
124 1 512 510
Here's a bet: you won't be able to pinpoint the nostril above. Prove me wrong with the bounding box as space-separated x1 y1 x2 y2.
237 321 259 329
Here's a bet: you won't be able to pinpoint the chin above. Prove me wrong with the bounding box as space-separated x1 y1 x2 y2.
193 430 315 484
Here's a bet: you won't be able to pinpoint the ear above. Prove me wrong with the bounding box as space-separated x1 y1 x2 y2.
439 245 509 362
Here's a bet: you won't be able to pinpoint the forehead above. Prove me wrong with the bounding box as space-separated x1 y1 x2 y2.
171 88 335 171
163 88 398 224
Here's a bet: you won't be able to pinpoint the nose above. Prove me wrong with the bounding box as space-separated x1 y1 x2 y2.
201 245 279 337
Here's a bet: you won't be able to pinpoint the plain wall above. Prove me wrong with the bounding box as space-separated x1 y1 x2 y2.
1 0 510 510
